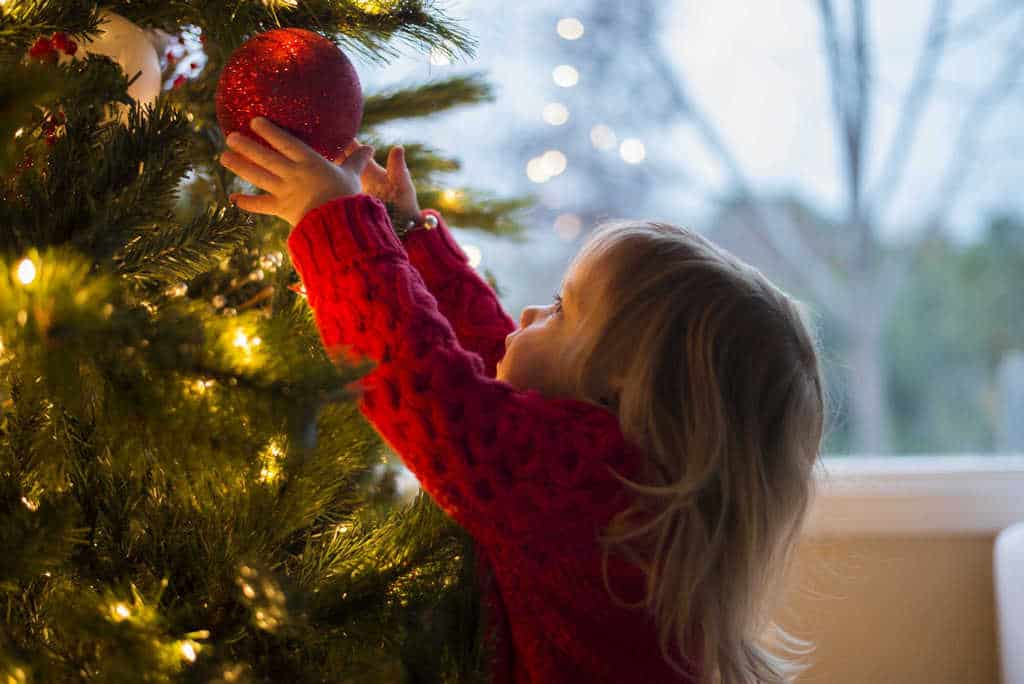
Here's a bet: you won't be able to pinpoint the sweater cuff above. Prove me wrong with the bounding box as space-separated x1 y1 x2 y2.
288 194 405 285
402 209 470 284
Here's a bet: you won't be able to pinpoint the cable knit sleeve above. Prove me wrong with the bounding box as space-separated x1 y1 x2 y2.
287 194 640 545
402 210 516 378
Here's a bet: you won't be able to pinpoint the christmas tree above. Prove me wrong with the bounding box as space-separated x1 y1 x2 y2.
0 2 530 681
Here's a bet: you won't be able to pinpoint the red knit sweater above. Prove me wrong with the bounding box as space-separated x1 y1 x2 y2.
287 194 701 683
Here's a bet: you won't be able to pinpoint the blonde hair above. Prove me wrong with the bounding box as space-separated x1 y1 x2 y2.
565 220 826 683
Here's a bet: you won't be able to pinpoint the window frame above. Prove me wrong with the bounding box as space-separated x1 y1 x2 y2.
805 455 1024 537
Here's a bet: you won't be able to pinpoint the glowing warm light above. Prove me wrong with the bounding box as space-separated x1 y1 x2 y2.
619 138 646 164
353 0 387 13
259 439 284 483
552 65 579 87
112 603 131 620
166 282 188 297
16 258 36 285
526 158 551 184
590 124 617 150
21 496 39 512
540 150 567 176
462 244 482 269
439 188 464 209
14 127 25 139
542 102 570 126
233 329 250 349
556 17 585 40
180 641 198 662
554 214 583 241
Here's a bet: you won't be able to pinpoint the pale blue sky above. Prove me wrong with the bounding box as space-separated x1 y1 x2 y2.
359 0 1023 314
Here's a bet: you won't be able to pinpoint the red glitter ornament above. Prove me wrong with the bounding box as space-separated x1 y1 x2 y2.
215 28 363 161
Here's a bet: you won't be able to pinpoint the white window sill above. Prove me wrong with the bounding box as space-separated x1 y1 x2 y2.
805 455 1024 537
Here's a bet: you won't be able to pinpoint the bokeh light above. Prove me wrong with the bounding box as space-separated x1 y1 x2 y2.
619 138 646 164
590 124 617 150
542 102 570 125
556 18 585 40
552 65 579 87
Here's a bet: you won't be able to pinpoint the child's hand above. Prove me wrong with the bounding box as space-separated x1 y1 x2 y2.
220 117 375 227
341 139 421 224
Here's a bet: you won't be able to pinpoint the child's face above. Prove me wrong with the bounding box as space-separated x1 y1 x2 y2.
497 254 597 402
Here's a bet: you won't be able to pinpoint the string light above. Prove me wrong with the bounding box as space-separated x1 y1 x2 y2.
259 252 283 271
166 282 188 297
233 328 262 351
556 17 585 40
20 496 39 512
542 102 570 126
111 602 132 621
552 65 579 87
179 641 198 662
354 0 388 13
15 258 36 285
13 127 24 139
258 439 284 483
439 188 464 210
619 138 646 164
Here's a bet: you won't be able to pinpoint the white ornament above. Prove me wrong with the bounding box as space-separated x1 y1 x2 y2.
64 11 162 120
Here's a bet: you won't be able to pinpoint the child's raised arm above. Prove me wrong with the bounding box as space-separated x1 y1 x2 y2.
288 194 641 544
355 141 516 378
219 119 643 545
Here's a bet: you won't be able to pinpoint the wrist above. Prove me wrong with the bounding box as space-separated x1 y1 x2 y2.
385 202 431 238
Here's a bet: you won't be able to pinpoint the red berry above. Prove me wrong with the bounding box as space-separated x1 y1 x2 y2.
63 40 78 56
28 37 55 60
190 62 198 70
173 75 187 89
51 32 70 51
166 51 177 63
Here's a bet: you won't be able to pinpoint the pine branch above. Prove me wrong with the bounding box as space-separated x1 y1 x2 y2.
361 73 493 127
116 204 254 290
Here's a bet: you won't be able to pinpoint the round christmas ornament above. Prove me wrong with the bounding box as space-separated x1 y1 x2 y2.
65 11 162 114
216 28 363 161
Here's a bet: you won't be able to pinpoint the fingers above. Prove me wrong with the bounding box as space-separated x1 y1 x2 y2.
386 146 410 180
342 145 374 174
220 149 285 194
226 131 293 177
229 192 278 216
342 139 361 159
250 117 312 162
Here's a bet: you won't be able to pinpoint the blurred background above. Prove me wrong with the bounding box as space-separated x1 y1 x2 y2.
358 0 1023 457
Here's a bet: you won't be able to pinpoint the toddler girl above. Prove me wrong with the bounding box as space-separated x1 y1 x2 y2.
220 117 826 684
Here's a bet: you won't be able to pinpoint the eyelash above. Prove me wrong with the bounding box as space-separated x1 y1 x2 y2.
552 293 563 313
